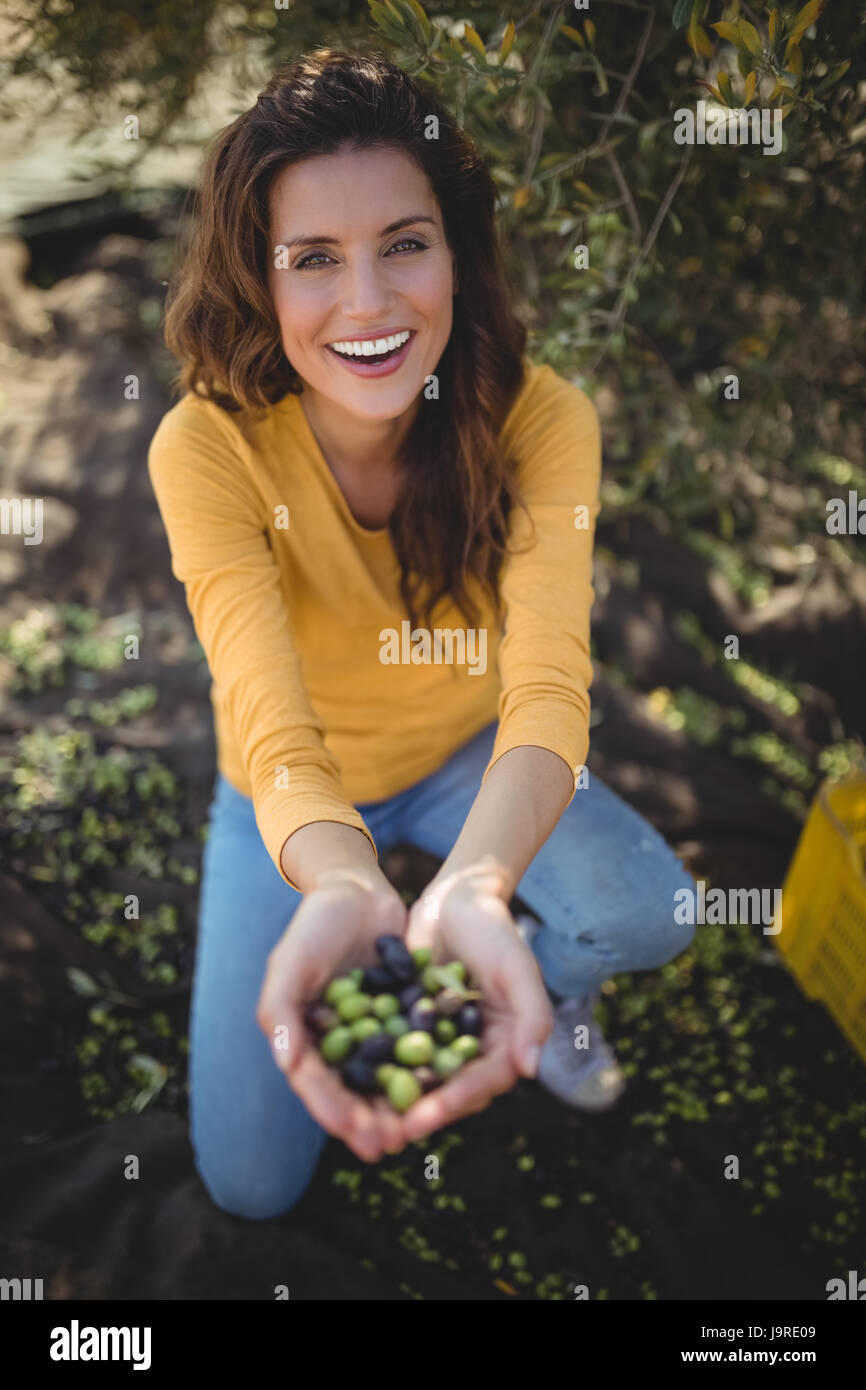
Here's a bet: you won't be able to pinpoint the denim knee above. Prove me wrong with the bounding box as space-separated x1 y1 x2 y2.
194 1149 320 1221
635 860 697 967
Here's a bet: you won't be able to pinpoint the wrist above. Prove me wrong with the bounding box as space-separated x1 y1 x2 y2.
418 855 513 923
313 864 395 898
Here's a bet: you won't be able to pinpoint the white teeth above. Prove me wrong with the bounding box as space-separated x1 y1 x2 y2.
328 330 411 357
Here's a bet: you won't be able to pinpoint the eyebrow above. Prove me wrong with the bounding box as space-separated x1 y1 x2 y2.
279 214 438 251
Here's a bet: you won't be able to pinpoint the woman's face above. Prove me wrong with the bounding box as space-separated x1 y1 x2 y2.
268 145 457 423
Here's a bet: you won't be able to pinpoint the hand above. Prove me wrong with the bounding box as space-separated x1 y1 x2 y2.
255 870 411 1163
401 859 554 1142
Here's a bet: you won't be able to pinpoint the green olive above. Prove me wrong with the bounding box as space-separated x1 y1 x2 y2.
320 1026 354 1063
386 1068 422 1113
350 1016 382 1042
349 967 364 985
445 960 468 984
435 1018 457 1044
375 1063 399 1088
325 976 359 1006
452 1034 480 1060
421 964 449 993
384 1014 411 1037
394 1031 435 1067
433 1046 465 1079
411 946 432 969
372 993 400 1020
336 992 372 1023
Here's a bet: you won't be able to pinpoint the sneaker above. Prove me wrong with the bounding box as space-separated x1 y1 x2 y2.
536 994 626 1111
513 916 626 1112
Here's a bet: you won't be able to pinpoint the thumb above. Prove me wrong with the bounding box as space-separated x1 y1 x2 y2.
501 951 553 1078
268 1013 304 1073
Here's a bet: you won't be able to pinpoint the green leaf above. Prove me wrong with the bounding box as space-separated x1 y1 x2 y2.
717 70 734 106
369 1 409 44
560 24 585 48
710 21 741 44
404 0 433 44
500 19 515 61
789 0 824 45
462 23 488 60
672 0 693 30
590 54 608 96
737 20 764 60
814 59 851 94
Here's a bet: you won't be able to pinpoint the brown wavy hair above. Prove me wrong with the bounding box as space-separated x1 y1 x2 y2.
165 47 529 628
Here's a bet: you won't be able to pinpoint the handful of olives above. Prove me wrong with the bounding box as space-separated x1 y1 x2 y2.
304 935 485 1113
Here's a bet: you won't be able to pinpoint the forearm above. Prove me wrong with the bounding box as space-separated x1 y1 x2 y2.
426 744 574 903
281 819 388 895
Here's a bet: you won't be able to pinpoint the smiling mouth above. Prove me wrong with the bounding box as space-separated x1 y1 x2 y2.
325 329 414 366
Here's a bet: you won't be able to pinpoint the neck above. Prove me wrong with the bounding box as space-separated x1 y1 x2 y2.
299 385 418 475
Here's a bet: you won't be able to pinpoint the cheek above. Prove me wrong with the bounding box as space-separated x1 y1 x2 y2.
268 274 325 346
409 256 454 318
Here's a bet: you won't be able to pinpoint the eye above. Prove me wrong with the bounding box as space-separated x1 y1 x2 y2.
295 251 334 270
387 237 427 255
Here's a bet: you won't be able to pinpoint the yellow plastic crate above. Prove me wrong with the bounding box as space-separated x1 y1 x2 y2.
775 773 866 1062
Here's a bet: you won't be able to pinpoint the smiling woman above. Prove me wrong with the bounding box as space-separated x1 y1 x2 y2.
148 48 696 1221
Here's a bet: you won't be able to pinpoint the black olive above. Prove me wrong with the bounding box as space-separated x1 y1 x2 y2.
376 935 416 980
457 1003 483 1035
304 1001 341 1035
362 965 398 994
399 983 425 1011
388 958 416 983
407 998 438 1032
341 1057 378 1094
374 934 406 960
356 1032 394 1064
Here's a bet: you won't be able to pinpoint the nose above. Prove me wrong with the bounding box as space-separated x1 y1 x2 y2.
340 253 394 322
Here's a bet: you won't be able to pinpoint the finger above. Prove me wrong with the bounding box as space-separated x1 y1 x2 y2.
288 1053 385 1161
399 1042 517 1141
495 949 554 1077
371 1097 410 1155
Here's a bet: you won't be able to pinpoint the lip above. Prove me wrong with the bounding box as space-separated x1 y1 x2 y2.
324 329 416 378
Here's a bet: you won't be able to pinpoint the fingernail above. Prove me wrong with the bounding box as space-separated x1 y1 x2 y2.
522 1044 541 1077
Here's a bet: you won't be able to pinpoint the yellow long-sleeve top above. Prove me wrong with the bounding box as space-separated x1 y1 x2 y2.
147 358 601 890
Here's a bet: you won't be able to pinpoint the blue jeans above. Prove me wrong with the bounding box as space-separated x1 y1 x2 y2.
190 721 695 1219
